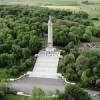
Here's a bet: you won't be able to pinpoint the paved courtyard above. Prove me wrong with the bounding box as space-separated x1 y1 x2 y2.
10 76 65 95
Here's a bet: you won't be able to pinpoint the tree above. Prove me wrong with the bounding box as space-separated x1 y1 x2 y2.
83 30 92 42
22 48 31 58
58 85 91 100
0 53 15 67
30 87 45 100
29 36 41 54
93 26 100 37
0 82 8 100
12 44 22 59
81 71 89 86
74 11 88 19
25 57 34 68
76 55 89 70
96 79 100 87
63 53 75 65
42 22 48 34
53 29 68 46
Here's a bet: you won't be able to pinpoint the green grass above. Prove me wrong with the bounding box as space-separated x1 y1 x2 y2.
79 0 100 25
6 94 29 100
91 36 100 42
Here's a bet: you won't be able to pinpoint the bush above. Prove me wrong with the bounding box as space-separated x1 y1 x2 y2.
96 79 100 87
58 85 92 100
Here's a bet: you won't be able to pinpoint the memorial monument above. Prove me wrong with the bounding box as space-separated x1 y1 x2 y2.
10 17 65 95
29 16 61 78
46 16 55 51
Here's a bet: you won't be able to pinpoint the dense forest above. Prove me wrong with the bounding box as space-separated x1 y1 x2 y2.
0 5 100 91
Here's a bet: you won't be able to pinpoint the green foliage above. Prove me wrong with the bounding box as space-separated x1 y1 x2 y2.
58 85 91 100
96 79 100 87
63 53 75 65
76 55 89 70
0 82 8 100
53 28 68 46
0 53 15 67
60 49 100 87
30 87 57 100
31 87 45 100
0 5 99 90
29 36 41 53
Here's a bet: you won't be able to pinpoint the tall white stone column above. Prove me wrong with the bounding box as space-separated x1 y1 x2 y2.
48 16 53 48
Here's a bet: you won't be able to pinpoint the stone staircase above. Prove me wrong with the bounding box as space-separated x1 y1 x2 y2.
29 50 60 79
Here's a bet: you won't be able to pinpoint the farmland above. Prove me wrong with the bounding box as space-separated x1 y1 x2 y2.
42 6 79 11
0 0 80 6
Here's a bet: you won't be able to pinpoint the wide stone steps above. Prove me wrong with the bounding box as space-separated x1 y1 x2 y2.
29 50 60 79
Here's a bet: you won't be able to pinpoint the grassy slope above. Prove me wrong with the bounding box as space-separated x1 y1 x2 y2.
79 0 100 27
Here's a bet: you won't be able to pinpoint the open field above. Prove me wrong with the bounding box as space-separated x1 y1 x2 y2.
42 6 79 11
80 4 100 18
0 0 100 5
0 0 100 14
0 0 80 6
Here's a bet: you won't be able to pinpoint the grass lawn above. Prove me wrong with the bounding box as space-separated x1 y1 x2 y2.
6 94 30 100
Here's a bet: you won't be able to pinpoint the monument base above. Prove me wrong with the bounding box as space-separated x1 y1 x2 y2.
46 47 56 52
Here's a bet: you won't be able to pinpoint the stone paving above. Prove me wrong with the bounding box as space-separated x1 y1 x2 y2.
10 77 65 95
29 50 60 79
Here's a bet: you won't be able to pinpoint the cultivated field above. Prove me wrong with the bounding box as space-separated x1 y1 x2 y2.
42 6 79 11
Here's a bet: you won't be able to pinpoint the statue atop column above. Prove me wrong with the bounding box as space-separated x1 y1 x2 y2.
46 16 55 51
48 16 53 48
